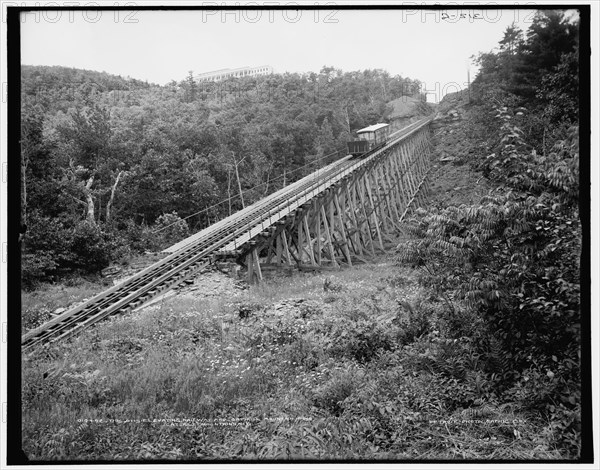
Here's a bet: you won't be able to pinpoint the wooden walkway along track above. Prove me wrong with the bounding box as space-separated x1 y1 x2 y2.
21 117 433 351
215 116 435 282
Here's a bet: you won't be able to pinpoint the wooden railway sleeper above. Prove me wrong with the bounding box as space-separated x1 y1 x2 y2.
23 119 433 350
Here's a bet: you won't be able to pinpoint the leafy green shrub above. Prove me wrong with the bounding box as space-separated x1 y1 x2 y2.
21 211 76 286
399 111 580 368
297 300 323 319
70 221 129 272
397 94 582 458
281 337 324 371
338 379 405 450
385 274 411 288
152 212 190 249
435 304 485 339
328 317 394 363
502 357 581 456
21 253 58 289
22 363 110 414
245 318 301 349
116 218 155 253
393 299 432 345
312 364 365 416
21 305 57 332
22 209 133 285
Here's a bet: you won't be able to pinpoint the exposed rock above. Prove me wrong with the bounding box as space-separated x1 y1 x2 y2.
236 301 263 319
323 276 345 293
101 265 122 277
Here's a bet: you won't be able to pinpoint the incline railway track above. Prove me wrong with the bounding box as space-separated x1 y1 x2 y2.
21 117 431 351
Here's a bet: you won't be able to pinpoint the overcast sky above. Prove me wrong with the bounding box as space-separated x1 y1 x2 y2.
21 6 544 102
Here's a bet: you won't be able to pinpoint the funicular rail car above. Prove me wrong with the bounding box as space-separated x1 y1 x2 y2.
347 123 390 156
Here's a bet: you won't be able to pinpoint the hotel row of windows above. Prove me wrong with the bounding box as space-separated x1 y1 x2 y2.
198 67 271 82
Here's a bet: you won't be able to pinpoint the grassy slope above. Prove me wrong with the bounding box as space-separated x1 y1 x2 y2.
22 261 561 461
21 101 569 461
21 253 167 334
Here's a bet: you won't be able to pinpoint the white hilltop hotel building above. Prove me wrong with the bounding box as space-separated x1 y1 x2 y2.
196 65 273 82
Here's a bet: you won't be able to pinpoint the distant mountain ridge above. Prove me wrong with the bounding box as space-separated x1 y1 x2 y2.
21 65 155 94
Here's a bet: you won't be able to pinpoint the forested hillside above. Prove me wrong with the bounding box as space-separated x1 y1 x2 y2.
19 9 586 461
399 9 583 457
21 65 423 286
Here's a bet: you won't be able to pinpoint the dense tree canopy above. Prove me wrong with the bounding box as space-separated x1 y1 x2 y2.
400 9 582 455
21 64 423 285
472 10 580 142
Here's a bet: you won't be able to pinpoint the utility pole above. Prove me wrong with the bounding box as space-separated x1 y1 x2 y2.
467 66 471 104
226 165 232 216
231 151 247 209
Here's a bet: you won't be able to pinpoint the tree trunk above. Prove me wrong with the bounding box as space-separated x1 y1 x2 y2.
20 155 28 246
84 175 96 224
342 106 351 134
105 171 123 222
263 167 271 196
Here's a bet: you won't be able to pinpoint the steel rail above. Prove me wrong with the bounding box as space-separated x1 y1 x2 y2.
218 117 432 253
164 154 355 253
21 117 432 351
21 154 357 350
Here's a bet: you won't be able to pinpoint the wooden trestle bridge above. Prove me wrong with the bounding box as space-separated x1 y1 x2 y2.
22 117 433 350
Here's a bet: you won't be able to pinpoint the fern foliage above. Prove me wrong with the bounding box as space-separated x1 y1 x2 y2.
397 103 581 418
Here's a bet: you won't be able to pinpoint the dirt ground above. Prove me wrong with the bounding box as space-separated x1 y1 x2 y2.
427 97 495 208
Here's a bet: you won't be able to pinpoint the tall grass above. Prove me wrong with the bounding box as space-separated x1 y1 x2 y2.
22 264 568 461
